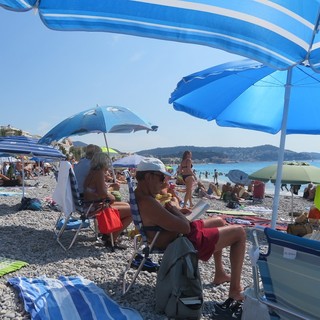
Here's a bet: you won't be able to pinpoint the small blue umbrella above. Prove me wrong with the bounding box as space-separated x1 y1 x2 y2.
169 59 320 229
39 106 158 146
112 154 146 168
39 106 157 181
226 170 251 186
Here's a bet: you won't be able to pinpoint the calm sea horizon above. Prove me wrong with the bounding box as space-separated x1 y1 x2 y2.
171 160 320 195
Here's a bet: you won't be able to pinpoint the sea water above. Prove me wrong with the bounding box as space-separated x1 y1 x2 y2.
172 160 320 195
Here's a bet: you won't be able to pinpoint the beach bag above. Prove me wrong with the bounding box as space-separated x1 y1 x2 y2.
287 222 313 237
155 236 203 319
226 200 240 209
19 197 42 211
96 207 123 234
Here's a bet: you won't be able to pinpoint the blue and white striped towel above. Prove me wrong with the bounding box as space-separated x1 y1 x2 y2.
8 276 143 320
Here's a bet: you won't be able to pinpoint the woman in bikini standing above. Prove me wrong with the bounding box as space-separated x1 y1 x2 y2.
180 150 197 208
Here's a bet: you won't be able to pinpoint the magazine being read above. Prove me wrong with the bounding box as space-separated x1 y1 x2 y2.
186 199 210 221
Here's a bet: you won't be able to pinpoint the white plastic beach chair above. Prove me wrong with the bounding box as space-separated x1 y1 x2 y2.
251 227 320 319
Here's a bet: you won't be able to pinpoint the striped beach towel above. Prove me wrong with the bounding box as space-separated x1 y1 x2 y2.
8 276 143 320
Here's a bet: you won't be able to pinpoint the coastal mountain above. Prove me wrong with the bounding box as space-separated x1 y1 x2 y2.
137 145 320 163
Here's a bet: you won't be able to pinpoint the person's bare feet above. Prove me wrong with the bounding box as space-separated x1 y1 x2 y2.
229 287 244 302
213 273 231 286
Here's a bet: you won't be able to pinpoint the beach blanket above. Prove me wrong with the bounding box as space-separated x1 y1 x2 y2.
0 191 24 196
218 215 288 231
241 206 272 214
207 209 258 216
7 275 143 320
0 257 28 276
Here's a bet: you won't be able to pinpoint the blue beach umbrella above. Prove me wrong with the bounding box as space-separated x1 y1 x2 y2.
112 154 146 169
0 136 65 159
0 136 65 197
169 59 320 229
39 106 157 181
1 1 320 72
39 106 157 146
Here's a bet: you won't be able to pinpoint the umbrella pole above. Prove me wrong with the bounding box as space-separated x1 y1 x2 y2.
21 157 25 198
291 190 294 222
103 133 116 182
271 67 293 229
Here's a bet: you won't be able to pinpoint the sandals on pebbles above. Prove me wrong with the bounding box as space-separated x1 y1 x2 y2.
212 297 243 319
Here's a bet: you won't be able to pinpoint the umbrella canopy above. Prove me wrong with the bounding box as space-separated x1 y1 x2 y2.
112 154 146 168
249 163 320 185
1 1 320 71
226 170 251 186
101 147 120 156
0 136 65 159
169 59 320 135
169 59 320 229
0 136 65 197
39 106 158 145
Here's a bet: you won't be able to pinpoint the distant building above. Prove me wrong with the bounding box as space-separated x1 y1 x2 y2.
0 125 40 139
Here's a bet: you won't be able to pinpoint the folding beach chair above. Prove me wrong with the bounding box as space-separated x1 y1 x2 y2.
53 161 111 251
122 170 162 295
250 227 320 319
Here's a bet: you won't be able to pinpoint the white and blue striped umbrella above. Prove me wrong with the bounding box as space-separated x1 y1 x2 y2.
1 1 320 72
0 136 65 158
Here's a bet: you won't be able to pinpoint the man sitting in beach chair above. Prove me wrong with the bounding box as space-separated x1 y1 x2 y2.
134 158 247 319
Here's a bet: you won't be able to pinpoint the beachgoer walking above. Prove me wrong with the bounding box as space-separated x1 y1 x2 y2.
214 169 219 184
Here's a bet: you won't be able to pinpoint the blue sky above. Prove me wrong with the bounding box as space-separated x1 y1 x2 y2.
1 8 320 154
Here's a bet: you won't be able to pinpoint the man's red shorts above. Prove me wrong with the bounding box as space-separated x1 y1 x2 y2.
187 220 219 261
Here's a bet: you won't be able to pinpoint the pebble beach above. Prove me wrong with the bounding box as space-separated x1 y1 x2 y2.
0 174 313 320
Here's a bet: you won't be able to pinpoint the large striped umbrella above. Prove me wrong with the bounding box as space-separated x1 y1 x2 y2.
1 1 320 72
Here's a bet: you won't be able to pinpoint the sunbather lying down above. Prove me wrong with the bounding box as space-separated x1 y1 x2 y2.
194 181 220 199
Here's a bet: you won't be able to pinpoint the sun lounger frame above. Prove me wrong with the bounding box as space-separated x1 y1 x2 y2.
251 227 320 320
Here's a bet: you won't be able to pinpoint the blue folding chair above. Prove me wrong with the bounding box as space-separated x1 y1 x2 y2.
54 161 111 251
122 170 162 295
251 227 320 319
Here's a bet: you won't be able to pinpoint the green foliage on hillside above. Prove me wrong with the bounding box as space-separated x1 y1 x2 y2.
137 145 320 163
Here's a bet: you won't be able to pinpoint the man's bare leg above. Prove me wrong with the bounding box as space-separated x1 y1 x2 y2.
214 225 246 301
213 250 231 285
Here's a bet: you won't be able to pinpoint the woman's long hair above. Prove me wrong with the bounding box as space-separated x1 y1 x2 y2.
182 150 191 160
90 152 110 170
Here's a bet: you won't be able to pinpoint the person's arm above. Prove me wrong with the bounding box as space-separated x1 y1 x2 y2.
93 175 116 205
139 195 191 234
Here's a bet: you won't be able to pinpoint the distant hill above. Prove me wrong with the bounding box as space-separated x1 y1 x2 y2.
137 145 320 164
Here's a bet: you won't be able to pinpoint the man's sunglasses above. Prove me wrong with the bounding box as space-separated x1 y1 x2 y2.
150 172 166 182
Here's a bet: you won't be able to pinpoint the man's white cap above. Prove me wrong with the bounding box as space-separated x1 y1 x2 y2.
137 158 172 176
